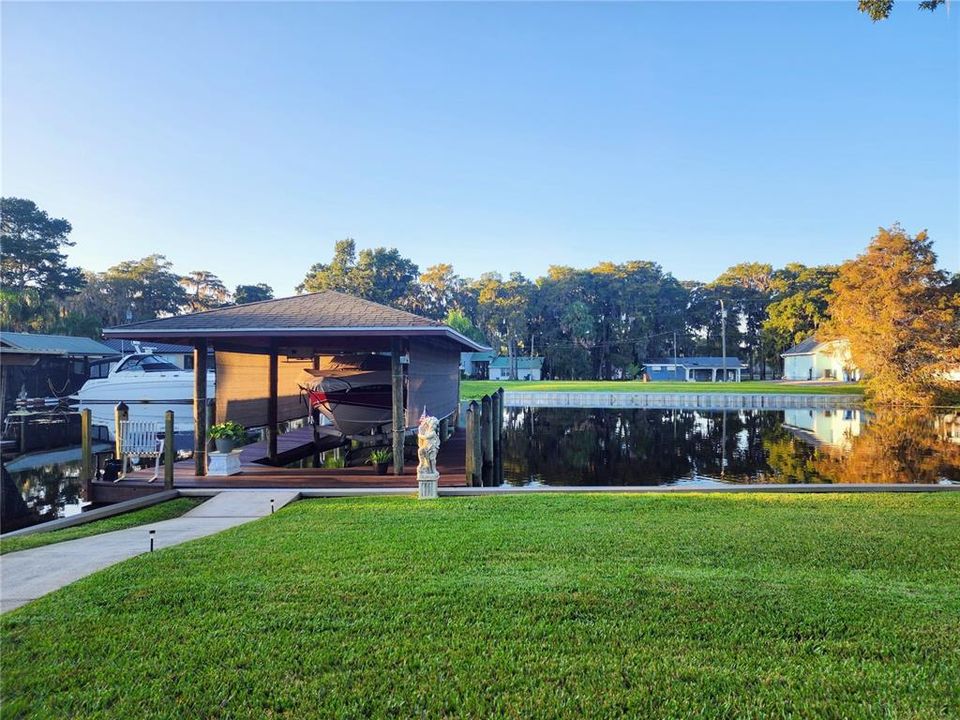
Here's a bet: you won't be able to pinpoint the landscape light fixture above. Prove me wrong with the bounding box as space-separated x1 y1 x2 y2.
148 529 156 552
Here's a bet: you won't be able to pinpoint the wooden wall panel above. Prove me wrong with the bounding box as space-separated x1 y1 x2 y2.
406 338 459 428
215 350 311 428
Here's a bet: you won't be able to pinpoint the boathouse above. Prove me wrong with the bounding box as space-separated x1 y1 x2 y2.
102 291 486 477
0 332 116 421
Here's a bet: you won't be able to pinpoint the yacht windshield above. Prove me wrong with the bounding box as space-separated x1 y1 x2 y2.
116 355 181 373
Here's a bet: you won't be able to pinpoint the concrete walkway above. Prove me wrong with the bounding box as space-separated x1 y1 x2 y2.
0 490 299 614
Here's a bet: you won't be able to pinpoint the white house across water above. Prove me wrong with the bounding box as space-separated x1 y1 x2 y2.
781 338 860 382
488 356 544 381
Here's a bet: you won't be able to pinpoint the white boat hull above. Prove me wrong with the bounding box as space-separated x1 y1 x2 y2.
77 362 215 439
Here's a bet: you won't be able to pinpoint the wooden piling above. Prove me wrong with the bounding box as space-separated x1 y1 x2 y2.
465 400 480 487
193 339 208 475
205 397 216 456
114 401 129 459
312 411 322 468
494 387 504 485
480 394 493 486
81 408 93 498
164 410 175 489
391 338 405 475
266 341 278 465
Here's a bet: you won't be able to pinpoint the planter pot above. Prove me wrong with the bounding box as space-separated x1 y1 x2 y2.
215 438 235 454
374 462 389 476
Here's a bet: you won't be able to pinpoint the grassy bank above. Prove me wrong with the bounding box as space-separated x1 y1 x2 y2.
0 498 204 555
461 379 865 399
3 493 958 719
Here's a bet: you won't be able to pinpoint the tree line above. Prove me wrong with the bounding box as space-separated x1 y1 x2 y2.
2 196 957 404
0 198 275 337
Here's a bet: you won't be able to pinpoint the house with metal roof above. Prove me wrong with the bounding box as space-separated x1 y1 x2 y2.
781 338 860 382
0 332 116 357
103 291 487 475
0 332 117 420
642 357 745 382
488 355 544 381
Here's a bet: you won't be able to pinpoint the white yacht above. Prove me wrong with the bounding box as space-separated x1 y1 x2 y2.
76 353 215 438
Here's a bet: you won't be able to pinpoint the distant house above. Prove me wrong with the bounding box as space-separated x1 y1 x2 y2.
0 332 117 419
488 355 544 381
460 351 496 380
642 357 744 382
781 338 860 382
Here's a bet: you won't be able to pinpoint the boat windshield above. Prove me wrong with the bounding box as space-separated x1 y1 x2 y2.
115 355 181 373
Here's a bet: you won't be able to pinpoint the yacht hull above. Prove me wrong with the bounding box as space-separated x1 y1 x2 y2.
77 371 215 439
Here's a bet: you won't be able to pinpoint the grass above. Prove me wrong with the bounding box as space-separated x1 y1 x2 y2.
3 493 958 719
0 498 204 555
461 379 866 399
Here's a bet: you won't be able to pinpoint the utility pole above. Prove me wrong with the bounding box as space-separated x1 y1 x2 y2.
719 299 727 383
673 331 677 380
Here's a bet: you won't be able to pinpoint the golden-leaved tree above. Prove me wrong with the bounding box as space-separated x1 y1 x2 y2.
823 225 960 405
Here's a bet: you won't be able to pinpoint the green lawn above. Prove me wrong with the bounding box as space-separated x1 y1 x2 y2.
461 379 866 399
3 493 958 719
0 498 204 555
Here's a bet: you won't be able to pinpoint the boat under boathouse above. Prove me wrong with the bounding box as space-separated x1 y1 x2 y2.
101 291 486 482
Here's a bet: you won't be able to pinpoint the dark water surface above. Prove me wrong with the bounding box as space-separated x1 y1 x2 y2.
500 407 960 486
4 406 958 532
3 457 85 533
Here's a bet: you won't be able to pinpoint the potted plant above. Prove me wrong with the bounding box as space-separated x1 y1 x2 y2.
323 453 346 469
369 448 391 475
209 421 246 453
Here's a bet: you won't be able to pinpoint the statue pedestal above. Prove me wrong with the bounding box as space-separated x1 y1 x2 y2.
208 450 243 476
418 470 439 500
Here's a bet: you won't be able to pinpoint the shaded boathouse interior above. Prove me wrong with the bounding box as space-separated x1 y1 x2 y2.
101 291 485 485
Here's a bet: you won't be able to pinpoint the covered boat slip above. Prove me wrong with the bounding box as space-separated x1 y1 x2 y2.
101 291 484 484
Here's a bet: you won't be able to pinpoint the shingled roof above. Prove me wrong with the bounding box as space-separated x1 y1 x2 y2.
781 337 824 356
102 291 486 350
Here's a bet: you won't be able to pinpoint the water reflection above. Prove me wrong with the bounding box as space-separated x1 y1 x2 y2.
2 459 85 533
501 407 960 486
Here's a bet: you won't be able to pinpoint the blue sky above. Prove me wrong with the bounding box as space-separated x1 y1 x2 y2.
3 2 957 296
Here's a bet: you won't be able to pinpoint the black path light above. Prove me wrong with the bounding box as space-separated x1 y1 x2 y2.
148 529 155 552
270 498 275 514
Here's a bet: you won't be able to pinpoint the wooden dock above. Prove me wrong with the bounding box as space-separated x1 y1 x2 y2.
90 426 468 503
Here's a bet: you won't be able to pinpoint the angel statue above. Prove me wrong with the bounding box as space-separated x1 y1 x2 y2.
417 414 440 479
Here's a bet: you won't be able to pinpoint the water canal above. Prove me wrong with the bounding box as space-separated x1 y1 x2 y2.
500 406 960 486
4 402 959 533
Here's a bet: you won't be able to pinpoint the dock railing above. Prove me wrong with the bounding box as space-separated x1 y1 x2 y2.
80 407 179 498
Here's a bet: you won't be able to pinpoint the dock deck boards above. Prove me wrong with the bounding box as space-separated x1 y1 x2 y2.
91 426 468 500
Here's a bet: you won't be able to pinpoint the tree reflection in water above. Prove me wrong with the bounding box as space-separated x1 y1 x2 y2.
500 406 960 486
2 461 84 532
